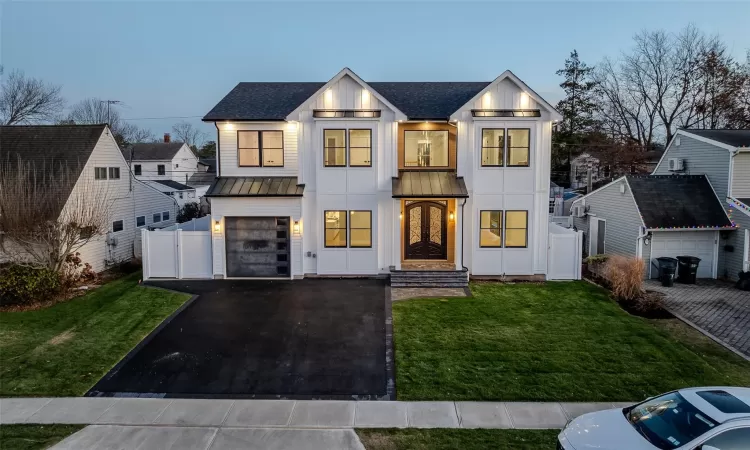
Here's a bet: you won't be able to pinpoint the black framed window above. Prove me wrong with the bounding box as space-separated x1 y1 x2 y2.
349 211 372 247
505 210 528 248
323 130 346 167
162 210 170 221
94 167 107 180
507 129 530 167
238 130 284 167
404 130 449 167
481 129 505 167
153 212 162 223
349 129 372 167
134 165 141 176
136 216 145 227
157 165 166 175
479 210 502 247
324 210 347 247
108 167 120 179
112 220 124 233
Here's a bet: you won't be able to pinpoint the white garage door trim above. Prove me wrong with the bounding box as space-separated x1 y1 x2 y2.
649 231 719 279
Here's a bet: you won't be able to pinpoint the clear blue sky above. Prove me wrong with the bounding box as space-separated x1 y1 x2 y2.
2 1 749 139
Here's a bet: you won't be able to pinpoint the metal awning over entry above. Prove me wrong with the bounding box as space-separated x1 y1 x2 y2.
206 177 304 197
392 171 469 198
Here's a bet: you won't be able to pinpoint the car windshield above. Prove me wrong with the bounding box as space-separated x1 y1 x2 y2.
625 392 718 449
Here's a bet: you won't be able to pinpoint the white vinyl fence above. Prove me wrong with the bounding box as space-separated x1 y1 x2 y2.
548 223 584 280
141 228 213 280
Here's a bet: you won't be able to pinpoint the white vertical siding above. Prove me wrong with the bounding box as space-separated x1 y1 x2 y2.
471 78 540 110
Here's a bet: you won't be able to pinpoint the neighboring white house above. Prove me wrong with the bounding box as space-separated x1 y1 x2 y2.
143 179 198 208
200 68 561 281
0 124 178 272
571 128 750 281
122 135 199 185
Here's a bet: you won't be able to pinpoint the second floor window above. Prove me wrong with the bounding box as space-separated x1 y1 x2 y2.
94 167 107 180
480 128 530 167
507 129 530 167
134 165 142 176
481 129 505 166
109 167 120 179
324 130 346 167
238 130 284 167
404 130 448 167
349 130 372 167
157 165 166 175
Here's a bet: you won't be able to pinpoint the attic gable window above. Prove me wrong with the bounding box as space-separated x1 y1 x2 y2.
471 109 541 118
313 110 381 119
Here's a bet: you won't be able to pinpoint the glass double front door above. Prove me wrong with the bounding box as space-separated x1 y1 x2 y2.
404 201 447 260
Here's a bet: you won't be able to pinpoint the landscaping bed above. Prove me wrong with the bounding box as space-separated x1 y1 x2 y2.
392 281 750 402
0 273 190 396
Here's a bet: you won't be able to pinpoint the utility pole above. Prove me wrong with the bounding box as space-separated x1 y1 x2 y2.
100 100 121 124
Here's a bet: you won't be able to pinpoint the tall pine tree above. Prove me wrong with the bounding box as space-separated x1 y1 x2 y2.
552 50 599 184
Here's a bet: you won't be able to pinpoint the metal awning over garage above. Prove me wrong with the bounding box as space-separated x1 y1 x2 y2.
205 177 304 197
392 171 469 198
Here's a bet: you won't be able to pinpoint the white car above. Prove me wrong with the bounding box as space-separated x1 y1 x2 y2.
558 387 750 450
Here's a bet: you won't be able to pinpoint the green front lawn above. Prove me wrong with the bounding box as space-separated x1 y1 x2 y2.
356 429 559 450
393 281 750 402
0 425 84 450
0 273 190 396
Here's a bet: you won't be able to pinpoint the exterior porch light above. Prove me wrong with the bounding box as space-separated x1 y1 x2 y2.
224 122 234 131
293 220 301 235
399 211 403 220
449 211 454 221
214 220 221 232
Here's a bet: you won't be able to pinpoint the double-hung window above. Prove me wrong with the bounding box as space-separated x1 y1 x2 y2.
323 129 372 167
479 210 503 247
349 211 372 247
162 210 170 221
323 130 347 167
324 210 347 247
480 128 530 167
238 130 284 167
349 130 372 167
94 167 107 180
108 167 120 179
136 216 146 227
134 165 142 176
157 165 166 175
505 211 528 248
153 212 162 223
478 210 528 248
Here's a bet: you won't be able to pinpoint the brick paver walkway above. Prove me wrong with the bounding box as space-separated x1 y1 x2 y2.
646 280 750 360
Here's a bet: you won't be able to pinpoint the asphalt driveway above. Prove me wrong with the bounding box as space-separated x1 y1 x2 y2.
88 278 388 399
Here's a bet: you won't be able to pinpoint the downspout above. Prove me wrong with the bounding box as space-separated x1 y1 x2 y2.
636 226 650 276
460 198 468 272
214 123 221 178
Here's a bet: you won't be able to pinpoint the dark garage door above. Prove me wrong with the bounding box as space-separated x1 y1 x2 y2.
225 217 290 277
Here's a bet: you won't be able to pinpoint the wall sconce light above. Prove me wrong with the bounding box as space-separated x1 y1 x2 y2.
224 123 234 131
293 221 300 235
214 220 221 232
449 211 455 221
399 211 403 220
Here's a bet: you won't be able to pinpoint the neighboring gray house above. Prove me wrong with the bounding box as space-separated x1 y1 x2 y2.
571 128 750 281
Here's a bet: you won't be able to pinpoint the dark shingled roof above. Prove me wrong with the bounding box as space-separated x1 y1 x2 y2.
150 179 194 191
737 198 750 208
682 129 750 148
0 124 106 217
206 177 304 197
123 142 186 161
369 82 490 120
392 171 469 198
198 158 216 173
203 81 491 121
627 175 733 229
203 83 325 121
187 172 216 186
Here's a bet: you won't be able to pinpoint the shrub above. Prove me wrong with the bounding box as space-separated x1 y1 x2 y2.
0 264 61 307
177 202 203 223
603 255 645 301
585 254 609 264
60 252 98 288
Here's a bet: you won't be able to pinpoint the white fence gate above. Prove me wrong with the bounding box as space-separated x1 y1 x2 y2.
548 223 584 280
141 229 213 280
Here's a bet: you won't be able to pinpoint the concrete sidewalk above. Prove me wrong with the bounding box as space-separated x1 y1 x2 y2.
1 397 632 429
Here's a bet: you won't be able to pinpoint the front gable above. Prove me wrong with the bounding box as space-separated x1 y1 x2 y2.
450 70 562 122
653 129 735 175
285 68 406 121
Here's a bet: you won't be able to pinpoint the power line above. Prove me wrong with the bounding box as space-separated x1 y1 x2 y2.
121 115 204 121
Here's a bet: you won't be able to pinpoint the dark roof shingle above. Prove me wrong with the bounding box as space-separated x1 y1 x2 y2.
627 175 733 229
205 176 304 197
392 171 469 198
187 172 216 186
149 179 194 191
0 124 106 217
370 82 490 120
682 129 750 148
123 142 186 161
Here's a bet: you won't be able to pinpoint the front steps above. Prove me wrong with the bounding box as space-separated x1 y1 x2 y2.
390 268 469 288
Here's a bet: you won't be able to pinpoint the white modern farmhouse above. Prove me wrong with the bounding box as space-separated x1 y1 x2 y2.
201 68 562 283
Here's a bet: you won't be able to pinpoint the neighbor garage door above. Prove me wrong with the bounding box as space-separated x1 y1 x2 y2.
225 217 290 277
650 231 717 279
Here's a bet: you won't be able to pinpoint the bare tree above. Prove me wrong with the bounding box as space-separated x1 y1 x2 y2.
0 157 111 272
66 98 154 145
172 121 207 149
0 68 64 125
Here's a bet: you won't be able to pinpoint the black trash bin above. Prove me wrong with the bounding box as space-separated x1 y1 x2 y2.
676 256 701 284
656 257 678 287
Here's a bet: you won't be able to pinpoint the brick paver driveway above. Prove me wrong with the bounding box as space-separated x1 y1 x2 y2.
646 280 750 360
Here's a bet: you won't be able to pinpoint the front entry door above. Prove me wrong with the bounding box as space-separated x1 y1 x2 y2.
405 201 447 259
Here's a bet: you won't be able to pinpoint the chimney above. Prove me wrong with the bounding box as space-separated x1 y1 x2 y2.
164 133 171 143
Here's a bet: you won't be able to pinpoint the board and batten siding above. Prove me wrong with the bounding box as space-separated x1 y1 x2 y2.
218 122 298 177
719 208 750 280
653 134 731 199
210 197 303 278
74 131 177 272
731 152 750 198
571 179 645 261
